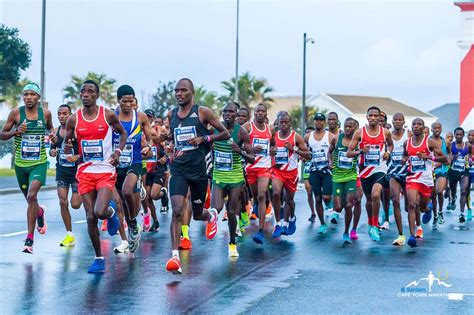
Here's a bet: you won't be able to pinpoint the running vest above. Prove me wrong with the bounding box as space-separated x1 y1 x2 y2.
53 125 78 174
406 135 433 186
332 133 357 182
274 130 298 171
113 110 142 168
212 123 244 183
246 122 272 170
388 129 408 176
308 130 330 174
359 126 388 178
75 106 114 174
14 106 47 167
451 142 469 173
433 137 449 174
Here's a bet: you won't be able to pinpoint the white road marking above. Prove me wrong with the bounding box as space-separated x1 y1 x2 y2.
0 220 87 237
73 220 87 224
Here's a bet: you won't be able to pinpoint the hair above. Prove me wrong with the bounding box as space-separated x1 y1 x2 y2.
254 103 267 112
328 111 338 118
380 111 388 122
178 78 195 92
305 126 315 132
367 106 381 114
156 115 163 120
278 111 290 120
226 102 240 110
239 107 250 115
117 84 135 100
58 104 72 113
431 121 442 128
83 80 99 93
345 117 357 125
454 127 465 135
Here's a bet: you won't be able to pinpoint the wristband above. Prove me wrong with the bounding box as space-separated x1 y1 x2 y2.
115 148 122 155
205 135 211 143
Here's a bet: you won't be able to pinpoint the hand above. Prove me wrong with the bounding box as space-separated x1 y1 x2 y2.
63 139 74 154
108 151 120 166
445 158 451 165
66 154 80 163
284 142 292 150
252 146 263 154
231 142 241 154
383 152 390 161
187 136 204 146
16 120 27 135
269 146 276 156
417 152 429 160
49 133 57 145
158 132 169 143
141 145 151 155
362 145 370 154
49 148 57 157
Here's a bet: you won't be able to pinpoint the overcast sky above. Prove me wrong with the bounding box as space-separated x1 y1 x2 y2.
1 0 463 122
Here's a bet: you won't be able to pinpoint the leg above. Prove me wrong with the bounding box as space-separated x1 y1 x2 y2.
58 186 72 232
304 179 316 217
353 185 362 230
382 187 391 223
256 177 271 230
122 172 140 222
371 183 383 227
271 178 284 223
82 190 102 257
460 176 469 214
390 178 403 235
227 186 242 244
26 180 43 235
436 177 447 216
211 184 225 213
344 191 355 235
406 189 419 237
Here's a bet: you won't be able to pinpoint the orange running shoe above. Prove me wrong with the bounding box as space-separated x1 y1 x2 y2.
166 256 182 274
205 209 218 240
265 202 273 216
204 185 211 210
415 226 423 239
250 213 258 220
101 219 108 231
179 237 192 250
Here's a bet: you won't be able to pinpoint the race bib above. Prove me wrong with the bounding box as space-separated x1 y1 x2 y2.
118 144 133 167
338 151 353 169
410 156 426 173
312 150 328 169
364 147 381 167
59 148 75 167
21 135 41 161
391 150 403 165
275 147 289 165
253 138 269 157
82 140 104 162
146 146 158 163
452 156 466 172
214 151 232 171
174 126 197 151
304 161 311 174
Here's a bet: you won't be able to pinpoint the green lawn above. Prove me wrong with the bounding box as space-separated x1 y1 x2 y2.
0 168 56 177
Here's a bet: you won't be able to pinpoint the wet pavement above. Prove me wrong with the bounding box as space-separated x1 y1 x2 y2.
0 189 473 314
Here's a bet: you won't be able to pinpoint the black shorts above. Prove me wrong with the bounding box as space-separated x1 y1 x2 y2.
145 171 165 187
361 172 389 196
388 174 406 187
170 173 207 207
116 164 142 192
309 171 332 196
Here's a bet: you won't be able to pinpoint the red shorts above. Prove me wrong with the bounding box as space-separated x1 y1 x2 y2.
406 181 432 198
356 177 361 188
76 171 117 195
245 167 272 185
272 168 298 193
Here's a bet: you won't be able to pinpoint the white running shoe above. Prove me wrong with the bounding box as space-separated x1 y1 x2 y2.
380 221 390 230
114 241 129 254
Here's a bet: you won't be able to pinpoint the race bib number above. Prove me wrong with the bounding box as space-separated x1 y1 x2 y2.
338 151 353 169
21 135 41 161
452 156 466 172
174 126 197 151
364 147 381 167
410 156 426 173
253 138 269 157
118 144 133 167
275 147 289 165
59 148 75 167
82 140 104 162
391 150 403 165
214 151 233 171
304 161 311 174
312 150 328 169
146 146 158 163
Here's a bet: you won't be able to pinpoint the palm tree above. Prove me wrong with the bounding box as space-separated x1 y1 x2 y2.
289 106 329 134
63 72 117 109
0 77 30 109
221 72 274 111
194 86 224 111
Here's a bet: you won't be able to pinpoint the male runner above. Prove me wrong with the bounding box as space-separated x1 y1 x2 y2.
236 106 252 230
271 112 310 238
163 78 229 274
468 130 474 220
49 104 82 247
303 126 317 222
445 131 455 210
237 107 250 126
0 83 55 253
63 80 127 272
327 112 340 135
377 111 392 227
347 106 393 241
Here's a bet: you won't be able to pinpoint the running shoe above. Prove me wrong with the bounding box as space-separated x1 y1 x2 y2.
467 209 473 221
240 212 250 228
265 202 273 217
87 258 106 273
415 226 423 239
236 225 242 237
166 256 182 274
161 187 169 209
459 213 466 223
114 241 129 254
288 216 297 235
272 225 282 238
60 234 75 247
330 213 339 224
252 230 264 244
281 225 289 236
371 226 381 241
380 221 390 230
317 224 328 234
143 210 151 232
101 219 108 231
392 234 406 246
205 209 218 240
432 217 438 230
107 200 120 236
222 210 228 221
447 199 455 211
149 220 160 232
179 237 192 250
140 183 147 201
128 238 140 253
422 204 432 224
128 223 142 243
350 229 358 240
407 235 417 248
22 238 33 254
308 213 316 222
343 233 352 244
438 212 444 224
36 204 47 234
228 243 239 258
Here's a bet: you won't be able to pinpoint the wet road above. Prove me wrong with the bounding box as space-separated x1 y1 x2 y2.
0 189 473 314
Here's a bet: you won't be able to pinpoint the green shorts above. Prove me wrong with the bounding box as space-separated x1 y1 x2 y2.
212 179 244 190
15 162 48 191
333 180 357 197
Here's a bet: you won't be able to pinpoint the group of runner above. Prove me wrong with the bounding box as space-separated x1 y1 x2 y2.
1 80 472 274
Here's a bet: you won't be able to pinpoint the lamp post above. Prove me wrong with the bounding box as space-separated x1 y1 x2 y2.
40 0 46 106
301 32 314 133
234 0 240 102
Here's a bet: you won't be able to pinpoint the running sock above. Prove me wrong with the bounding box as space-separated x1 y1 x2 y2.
95 256 104 260
66 231 73 237
283 221 289 228
172 250 179 258
27 233 34 240
181 225 190 239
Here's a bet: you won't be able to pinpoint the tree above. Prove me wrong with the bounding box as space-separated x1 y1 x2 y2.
148 81 177 118
221 72 274 111
289 105 329 134
194 86 224 111
0 77 29 109
63 72 117 109
0 24 31 96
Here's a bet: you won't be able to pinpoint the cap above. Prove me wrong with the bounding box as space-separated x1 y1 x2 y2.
314 113 326 121
22 83 41 96
144 109 155 117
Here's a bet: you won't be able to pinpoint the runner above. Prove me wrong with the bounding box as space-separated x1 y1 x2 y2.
303 126 317 222
445 131 455 210
378 111 392 228
468 129 474 220
163 78 229 274
237 107 250 126
271 111 310 238
387 113 410 245
0 83 55 253
327 112 340 136
49 104 82 247
347 106 393 241
305 113 336 234
62 80 127 272
236 106 252 231
404 118 447 247
328 117 358 243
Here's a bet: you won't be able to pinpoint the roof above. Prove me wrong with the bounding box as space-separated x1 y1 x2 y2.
266 96 307 121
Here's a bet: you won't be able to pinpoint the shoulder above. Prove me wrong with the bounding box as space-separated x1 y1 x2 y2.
137 111 147 121
43 108 52 117
242 122 251 131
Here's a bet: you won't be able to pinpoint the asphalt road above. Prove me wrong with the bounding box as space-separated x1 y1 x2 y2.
0 189 473 314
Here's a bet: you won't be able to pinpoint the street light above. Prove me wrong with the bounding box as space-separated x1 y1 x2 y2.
234 0 240 102
301 32 314 133
40 0 46 106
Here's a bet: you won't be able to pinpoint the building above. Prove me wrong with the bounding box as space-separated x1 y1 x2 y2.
429 103 461 134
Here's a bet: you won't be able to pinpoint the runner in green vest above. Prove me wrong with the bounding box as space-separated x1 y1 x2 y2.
0 83 55 254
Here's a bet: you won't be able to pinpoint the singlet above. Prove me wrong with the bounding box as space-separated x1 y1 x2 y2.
332 133 357 183
53 125 78 176
388 129 408 176
307 130 330 174
212 124 244 184
274 130 298 171
75 106 114 174
14 106 47 167
113 110 142 168
246 122 272 170
451 142 470 173
433 137 449 174
359 125 388 178
406 135 434 187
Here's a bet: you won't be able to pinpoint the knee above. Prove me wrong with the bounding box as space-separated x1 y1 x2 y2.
272 192 281 202
71 200 81 209
122 187 135 201
59 199 68 209
372 193 381 202
86 212 97 225
192 211 204 221
172 209 182 221
322 196 331 204
26 192 38 204
257 193 266 203
345 202 353 211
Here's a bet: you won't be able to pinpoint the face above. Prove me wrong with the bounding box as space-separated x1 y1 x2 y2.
392 114 405 130
378 114 387 127
22 91 40 108
446 132 453 143
305 128 314 135
327 114 338 130
278 115 291 133
314 118 325 130
174 80 193 106
423 126 430 136
366 109 380 127
131 98 138 111
455 130 464 143
431 123 442 137
119 95 135 114
411 119 424 136
254 105 267 123
468 130 474 144
164 117 170 129
237 109 249 125
155 117 163 126
80 83 98 107
57 107 71 125
222 104 237 124
344 120 356 137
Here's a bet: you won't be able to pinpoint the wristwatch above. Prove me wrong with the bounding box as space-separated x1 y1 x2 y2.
293 146 299 152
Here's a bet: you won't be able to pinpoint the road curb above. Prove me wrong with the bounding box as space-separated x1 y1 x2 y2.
0 185 57 195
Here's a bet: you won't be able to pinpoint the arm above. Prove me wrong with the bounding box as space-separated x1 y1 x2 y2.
293 133 311 160
105 109 127 164
384 128 393 160
402 140 408 164
138 112 153 155
62 115 77 154
188 107 229 145
235 126 255 164
346 129 362 158
0 109 21 140
327 135 337 169
49 127 59 157
429 139 447 163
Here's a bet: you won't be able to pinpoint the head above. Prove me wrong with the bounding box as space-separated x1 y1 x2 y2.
155 116 164 126
468 130 474 144
253 104 267 123
174 78 194 106
80 80 99 107
164 116 170 129
378 111 388 127
454 127 465 143
423 126 430 136
366 106 381 127
327 112 338 130
117 84 136 114
446 131 454 143
392 112 405 131
411 118 425 136
144 109 155 125
278 111 291 133
22 83 41 108
343 117 357 137
222 102 239 125
237 107 250 125
132 97 138 111
431 122 442 137
57 104 72 126
313 113 326 130
305 126 315 135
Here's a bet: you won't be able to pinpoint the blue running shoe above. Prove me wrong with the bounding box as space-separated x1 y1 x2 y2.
252 202 259 218
343 233 352 244
253 230 264 244
107 200 119 236
272 225 282 238
422 203 433 224
288 216 297 235
281 225 289 235
372 227 380 241
407 235 417 248
87 258 106 273
317 224 328 234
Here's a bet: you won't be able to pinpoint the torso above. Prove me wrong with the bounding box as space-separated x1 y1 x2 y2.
406 135 433 186
113 110 142 168
246 121 272 170
212 124 244 183
308 130 330 174
274 130 298 171
451 142 469 173
359 125 388 178
388 128 408 176
332 133 357 182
